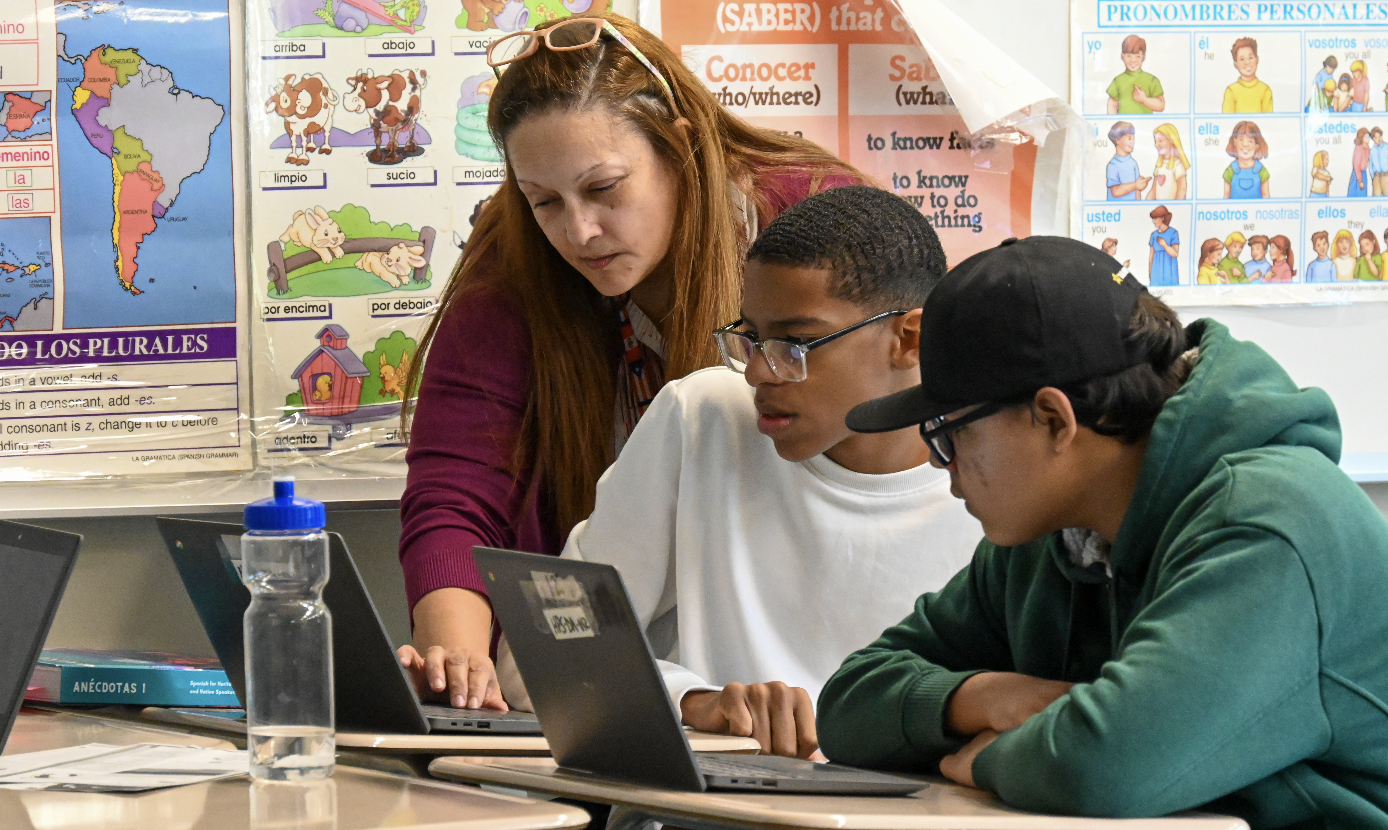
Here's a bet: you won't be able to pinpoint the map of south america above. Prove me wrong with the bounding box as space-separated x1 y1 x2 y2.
60 40 224 295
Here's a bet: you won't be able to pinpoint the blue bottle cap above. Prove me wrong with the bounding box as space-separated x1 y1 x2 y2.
244 477 327 531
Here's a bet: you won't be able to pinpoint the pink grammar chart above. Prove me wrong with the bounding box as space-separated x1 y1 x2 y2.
1073 0 1388 306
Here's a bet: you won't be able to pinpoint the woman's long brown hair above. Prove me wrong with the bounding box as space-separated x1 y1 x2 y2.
404 12 864 539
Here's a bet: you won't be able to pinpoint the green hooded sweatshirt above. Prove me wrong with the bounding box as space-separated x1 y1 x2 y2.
817 320 1388 829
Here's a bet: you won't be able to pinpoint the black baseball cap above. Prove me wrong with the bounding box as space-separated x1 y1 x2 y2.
847 236 1149 433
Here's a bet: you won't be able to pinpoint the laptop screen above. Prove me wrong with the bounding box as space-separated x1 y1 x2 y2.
0 525 82 750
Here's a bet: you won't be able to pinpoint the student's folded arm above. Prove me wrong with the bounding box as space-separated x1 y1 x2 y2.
972 527 1329 819
817 543 1014 771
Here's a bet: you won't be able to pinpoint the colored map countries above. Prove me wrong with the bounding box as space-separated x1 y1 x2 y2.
0 218 54 331
63 44 224 296
0 93 52 142
55 0 236 330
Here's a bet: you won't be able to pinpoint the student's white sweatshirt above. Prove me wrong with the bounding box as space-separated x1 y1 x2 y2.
561 366 983 705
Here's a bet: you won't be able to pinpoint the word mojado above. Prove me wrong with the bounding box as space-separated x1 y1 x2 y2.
0 334 211 361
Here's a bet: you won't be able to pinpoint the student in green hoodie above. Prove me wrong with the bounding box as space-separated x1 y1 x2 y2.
818 235 1388 828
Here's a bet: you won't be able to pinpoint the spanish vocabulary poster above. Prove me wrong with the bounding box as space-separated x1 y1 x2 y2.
1074 0 1388 305
245 0 616 471
0 0 250 479
657 0 1041 264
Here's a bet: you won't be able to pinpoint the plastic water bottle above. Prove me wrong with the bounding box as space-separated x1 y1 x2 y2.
242 477 334 781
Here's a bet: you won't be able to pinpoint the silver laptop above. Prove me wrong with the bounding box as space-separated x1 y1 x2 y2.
473 547 926 795
157 518 539 735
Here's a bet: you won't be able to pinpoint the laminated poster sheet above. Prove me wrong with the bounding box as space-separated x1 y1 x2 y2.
0 0 251 480
245 0 623 474
1074 0 1388 305
653 0 1081 266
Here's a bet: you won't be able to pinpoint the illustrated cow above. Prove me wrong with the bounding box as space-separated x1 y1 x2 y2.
342 68 428 165
266 73 339 166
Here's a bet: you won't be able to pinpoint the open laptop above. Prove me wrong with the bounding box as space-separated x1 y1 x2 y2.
156 517 539 735
1 522 82 750
473 547 927 795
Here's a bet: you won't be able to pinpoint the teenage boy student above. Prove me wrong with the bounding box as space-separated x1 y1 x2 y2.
1106 35 1165 115
528 187 981 758
817 236 1388 827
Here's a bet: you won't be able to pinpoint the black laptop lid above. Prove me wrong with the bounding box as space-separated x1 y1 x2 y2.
0 521 82 750
157 517 429 734
474 547 706 791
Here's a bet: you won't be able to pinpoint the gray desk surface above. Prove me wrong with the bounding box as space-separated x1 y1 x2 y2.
429 755 1250 830
1 708 591 830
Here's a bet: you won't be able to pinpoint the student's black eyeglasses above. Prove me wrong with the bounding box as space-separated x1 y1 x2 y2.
713 310 908 383
919 400 1009 466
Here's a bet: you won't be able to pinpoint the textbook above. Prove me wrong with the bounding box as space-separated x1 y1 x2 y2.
25 649 239 707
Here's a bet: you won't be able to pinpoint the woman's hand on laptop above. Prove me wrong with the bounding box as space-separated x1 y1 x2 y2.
680 682 818 759
398 587 508 711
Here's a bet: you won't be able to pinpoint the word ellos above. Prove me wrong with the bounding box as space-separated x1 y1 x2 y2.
1099 1 1388 27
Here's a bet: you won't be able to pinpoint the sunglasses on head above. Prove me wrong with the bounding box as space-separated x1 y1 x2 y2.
486 17 683 122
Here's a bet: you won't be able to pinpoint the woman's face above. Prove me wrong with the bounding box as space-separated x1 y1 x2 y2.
507 106 679 298
1339 236 1354 257
1270 243 1285 262
1154 131 1171 152
1234 134 1257 160
1207 246 1224 265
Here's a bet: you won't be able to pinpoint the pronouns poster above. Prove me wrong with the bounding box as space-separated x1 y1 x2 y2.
1073 0 1388 305
660 0 1038 263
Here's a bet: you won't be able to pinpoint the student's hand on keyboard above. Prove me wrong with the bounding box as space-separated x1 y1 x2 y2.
939 729 998 788
680 682 818 759
399 588 508 711
945 672 1073 736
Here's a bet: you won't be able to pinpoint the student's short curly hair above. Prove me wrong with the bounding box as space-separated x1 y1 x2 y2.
746 185 947 312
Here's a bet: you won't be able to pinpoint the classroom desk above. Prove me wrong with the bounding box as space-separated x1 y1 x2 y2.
428 756 1252 830
2 707 592 830
137 706 760 757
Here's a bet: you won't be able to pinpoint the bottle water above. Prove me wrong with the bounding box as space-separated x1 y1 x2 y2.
242 477 334 781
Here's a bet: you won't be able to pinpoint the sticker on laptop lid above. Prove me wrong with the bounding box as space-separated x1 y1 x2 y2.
525 570 599 640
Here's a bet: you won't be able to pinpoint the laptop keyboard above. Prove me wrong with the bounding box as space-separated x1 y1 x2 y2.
696 755 825 781
419 704 537 722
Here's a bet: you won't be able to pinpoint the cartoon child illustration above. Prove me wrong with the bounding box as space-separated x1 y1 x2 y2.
1147 124 1188 200
1305 231 1336 283
1334 74 1354 112
1106 121 1150 200
1197 238 1230 284
1310 56 1338 111
1372 128 1388 195
1310 150 1333 196
1265 235 1296 282
1351 60 1370 112
1224 121 1270 199
1100 238 1132 275
1219 232 1247 283
1356 230 1383 280
1107 35 1166 115
1148 205 1180 286
1333 229 1358 280
1350 127 1372 197
1223 38 1273 113
1244 234 1271 280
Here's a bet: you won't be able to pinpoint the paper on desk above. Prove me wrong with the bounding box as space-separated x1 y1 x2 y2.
0 743 247 792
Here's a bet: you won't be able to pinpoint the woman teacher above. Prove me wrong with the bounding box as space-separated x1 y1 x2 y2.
397 13 864 710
